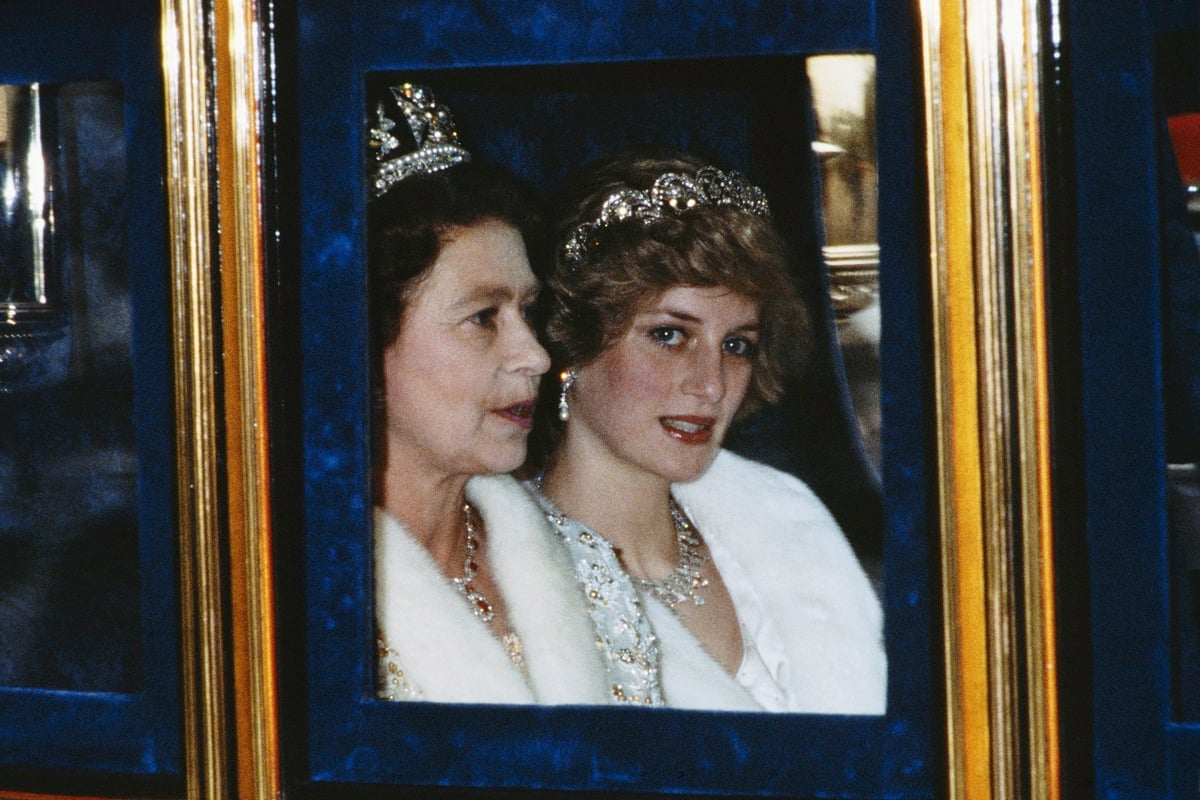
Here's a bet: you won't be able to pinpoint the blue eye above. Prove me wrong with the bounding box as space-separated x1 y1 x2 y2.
723 336 755 357
521 301 537 321
650 327 686 347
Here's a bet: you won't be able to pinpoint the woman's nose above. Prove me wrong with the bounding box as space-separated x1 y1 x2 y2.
509 317 552 377
681 346 725 402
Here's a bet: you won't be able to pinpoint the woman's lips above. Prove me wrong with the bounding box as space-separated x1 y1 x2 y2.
495 401 537 429
660 415 716 445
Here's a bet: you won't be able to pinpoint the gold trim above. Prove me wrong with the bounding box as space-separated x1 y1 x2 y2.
1008 0 1060 795
920 0 1059 798
161 2 228 800
214 1 281 798
919 1 991 796
966 2 1021 795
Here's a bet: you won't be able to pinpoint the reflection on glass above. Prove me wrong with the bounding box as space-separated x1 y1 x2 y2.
806 55 881 471
0 82 139 692
0 83 68 393
1163 106 1200 719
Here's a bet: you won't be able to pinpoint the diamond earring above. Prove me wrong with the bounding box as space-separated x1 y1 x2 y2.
558 369 577 422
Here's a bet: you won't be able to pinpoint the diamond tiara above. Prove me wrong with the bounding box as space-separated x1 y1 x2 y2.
369 83 471 199
561 166 771 265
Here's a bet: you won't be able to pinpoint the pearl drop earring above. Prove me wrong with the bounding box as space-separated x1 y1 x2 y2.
558 369 577 422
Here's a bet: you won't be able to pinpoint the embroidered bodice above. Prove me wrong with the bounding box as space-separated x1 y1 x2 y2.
377 638 422 701
525 450 886 713
531 489 664 706
532 487 789 710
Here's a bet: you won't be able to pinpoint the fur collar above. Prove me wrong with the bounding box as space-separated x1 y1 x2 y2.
375 474 609 704
642 597 761 711
669 450 887 714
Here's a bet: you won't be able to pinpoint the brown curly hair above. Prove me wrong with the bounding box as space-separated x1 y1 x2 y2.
539 149 811 435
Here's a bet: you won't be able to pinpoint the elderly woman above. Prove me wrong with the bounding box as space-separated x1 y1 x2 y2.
369 84 608 704
531 149 886 712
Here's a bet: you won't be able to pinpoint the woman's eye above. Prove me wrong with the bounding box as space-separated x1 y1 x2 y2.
723 336 755 357
470 307 499 328
650 327 685 347
521 302 537 322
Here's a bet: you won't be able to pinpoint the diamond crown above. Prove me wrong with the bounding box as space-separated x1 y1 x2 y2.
562 166 771 266
369 83 471 198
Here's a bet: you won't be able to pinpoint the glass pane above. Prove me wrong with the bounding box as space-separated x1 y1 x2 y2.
0 81 137 692
359 62 887 721
806 55 881 472
1160 5 1200 715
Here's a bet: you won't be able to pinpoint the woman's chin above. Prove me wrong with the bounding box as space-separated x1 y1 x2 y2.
475 445 529 476
658 450 721 484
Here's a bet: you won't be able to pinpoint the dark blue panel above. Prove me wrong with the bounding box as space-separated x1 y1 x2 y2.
0 692 155 769
1151 0 1200 33
874 0 938 779
0 2 143 82
349 0 873 69
0 0 180 784
1071 0 1171 797
297 1 934 795
1170 724 1200 796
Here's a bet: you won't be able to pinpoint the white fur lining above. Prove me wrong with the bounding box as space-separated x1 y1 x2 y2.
670 450 887 714
374 474 609 704
642 597 761 711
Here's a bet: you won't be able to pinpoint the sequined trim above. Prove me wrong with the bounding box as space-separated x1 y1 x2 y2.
377 628 525 702
502 631 526 670
534 495 664 706
376 637 422 701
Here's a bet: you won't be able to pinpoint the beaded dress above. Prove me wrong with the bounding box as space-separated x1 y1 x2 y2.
533 449 887 713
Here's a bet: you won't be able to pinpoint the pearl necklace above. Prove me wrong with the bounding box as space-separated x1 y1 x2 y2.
633 497 710 609
453 502 495 622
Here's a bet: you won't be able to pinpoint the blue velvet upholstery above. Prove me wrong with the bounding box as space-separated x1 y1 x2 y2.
294 1 936 795
0 0 180 786
1072 0 1174 796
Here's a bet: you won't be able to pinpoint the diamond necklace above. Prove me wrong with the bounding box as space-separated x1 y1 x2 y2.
634 497 710 609
453 501 495 623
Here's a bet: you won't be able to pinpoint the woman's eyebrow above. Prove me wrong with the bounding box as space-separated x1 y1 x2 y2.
452 283 539 308
648 309 760 331
648 309 703 324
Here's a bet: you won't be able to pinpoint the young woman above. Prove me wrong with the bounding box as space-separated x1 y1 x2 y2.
531 149 886 712
369 84 609 703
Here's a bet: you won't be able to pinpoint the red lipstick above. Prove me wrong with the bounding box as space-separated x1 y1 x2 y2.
660 415 716 445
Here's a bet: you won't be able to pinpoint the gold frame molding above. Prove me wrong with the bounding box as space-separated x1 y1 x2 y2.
213 2 280 798
161 1 229 798
162 0 278 798
150 0 1065 797
919 0 1059 798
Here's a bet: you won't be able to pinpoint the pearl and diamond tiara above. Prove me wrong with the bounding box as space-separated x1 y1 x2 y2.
368 83 471 199
561 166 772 266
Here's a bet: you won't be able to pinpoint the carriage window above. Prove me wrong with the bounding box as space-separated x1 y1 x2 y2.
295 0 934 788
0 81 137 692
1156 2 1200 715
807 54 880 472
